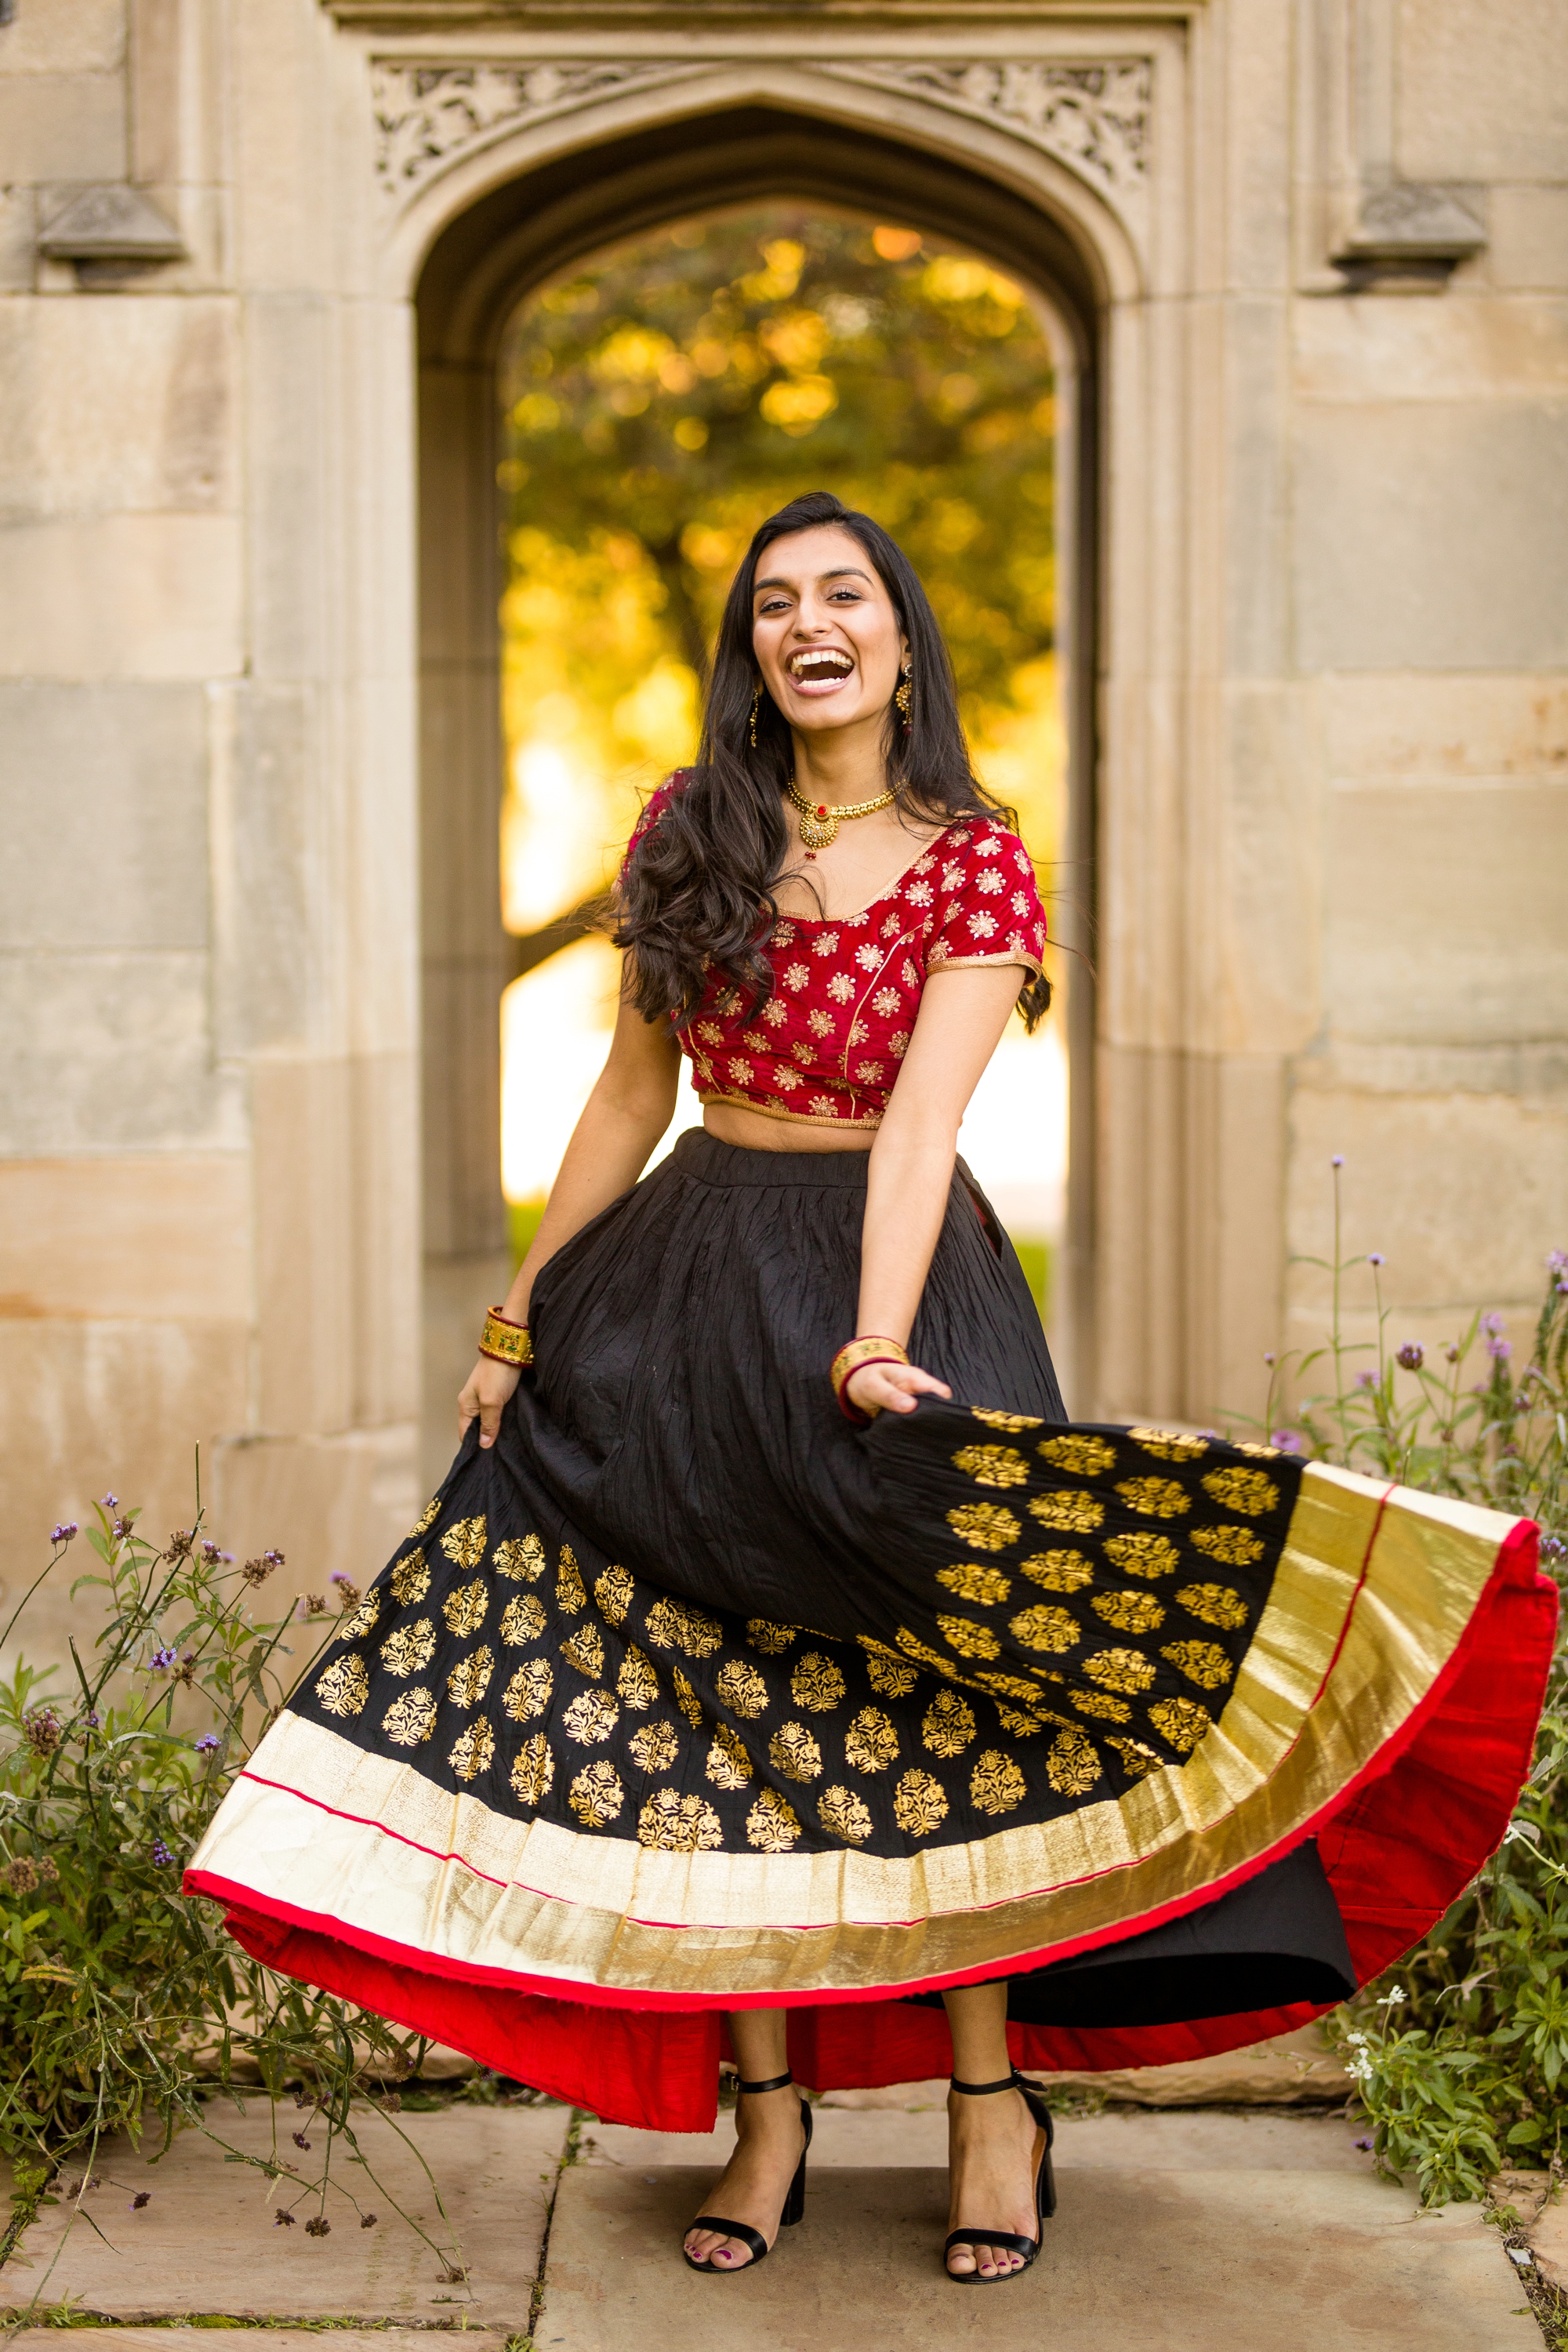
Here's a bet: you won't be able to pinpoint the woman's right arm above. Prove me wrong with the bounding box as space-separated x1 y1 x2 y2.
459 984 682 1447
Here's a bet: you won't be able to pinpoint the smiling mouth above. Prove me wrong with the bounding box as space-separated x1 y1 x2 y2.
786 648 855 693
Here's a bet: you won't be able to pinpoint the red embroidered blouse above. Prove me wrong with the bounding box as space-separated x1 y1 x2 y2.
619 777 1047 1131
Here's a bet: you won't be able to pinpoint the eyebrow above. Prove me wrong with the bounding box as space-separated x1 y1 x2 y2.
753 565 874 595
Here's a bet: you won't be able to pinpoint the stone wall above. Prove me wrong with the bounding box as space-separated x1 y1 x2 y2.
0 0 1563 1654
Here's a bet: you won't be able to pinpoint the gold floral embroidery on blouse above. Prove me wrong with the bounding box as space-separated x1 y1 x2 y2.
440 1515 487 1570
314 1657 368 1716
510 1732 554 1803
448 1722 494 1781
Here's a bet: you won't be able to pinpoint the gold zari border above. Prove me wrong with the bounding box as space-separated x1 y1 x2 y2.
191 1465 1517 1999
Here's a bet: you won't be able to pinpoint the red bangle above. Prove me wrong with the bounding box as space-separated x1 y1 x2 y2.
829 1336 909 1425
478 1306 533 1368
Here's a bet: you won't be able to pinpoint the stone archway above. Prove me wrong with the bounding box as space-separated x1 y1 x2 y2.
408 92 1119 1478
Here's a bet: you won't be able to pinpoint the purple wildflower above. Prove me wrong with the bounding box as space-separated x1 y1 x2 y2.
101 1494 118 1509
292 2130 311 2150
49 1522 78 1544
149 1646 178 1673
83 1711 100 1730
1355 2136 1374 2152
330 1570 354 1586
151 1838 173 1867
24 1710 61 1755
1540 1535 1565 1564
130 2191 150 2210
1367 1253 1385 1268
194 1733 221 1755
1262 1352 1276 1367
361 2212 378 2229
1269 1429 1303 1453
1331 1154 1344 1168
303 2215 331 2238
1548 1250 1567 1276
1396 1342 1424 1372
274 2209 297 2228
1355 1370 1376 1391
1487 1334 1512 1363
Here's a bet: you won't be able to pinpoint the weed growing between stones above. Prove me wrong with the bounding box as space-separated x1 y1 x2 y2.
1250 1170 1568 2206
0 1476 468 2305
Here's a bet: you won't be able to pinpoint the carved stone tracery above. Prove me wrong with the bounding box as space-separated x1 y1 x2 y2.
371 55 1153 238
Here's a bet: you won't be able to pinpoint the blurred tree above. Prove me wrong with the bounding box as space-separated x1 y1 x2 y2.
496 205 1061 949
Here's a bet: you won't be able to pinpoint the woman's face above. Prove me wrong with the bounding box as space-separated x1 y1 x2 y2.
750 524 907 742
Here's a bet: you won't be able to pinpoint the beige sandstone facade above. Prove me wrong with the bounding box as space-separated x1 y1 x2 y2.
1 0 1565 1649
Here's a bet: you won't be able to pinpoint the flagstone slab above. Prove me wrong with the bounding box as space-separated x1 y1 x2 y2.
579 2102 1375 2175
2 2100 570 2328
538 2161 1537 2352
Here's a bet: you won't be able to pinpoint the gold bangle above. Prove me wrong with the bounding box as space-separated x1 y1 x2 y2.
479 1307 533 1368
829 1334 909 1423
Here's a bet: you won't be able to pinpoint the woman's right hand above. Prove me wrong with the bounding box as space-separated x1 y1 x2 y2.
458 1357 522 1450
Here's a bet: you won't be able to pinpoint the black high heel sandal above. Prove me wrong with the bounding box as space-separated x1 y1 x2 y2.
943 2067 1057 2285
682 2070 813 2274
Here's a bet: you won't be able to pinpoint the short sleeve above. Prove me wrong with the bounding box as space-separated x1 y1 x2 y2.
925 822 1047 975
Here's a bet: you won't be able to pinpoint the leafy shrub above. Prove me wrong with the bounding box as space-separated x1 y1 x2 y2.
0 1486 456 2282
1259 1171 1568 2203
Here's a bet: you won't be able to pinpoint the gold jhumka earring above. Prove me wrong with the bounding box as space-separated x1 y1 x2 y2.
895 660 913 732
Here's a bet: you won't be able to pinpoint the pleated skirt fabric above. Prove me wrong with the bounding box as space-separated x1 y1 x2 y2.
189 1132 1556 2131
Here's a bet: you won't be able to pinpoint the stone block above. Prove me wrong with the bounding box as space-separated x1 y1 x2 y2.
1294 403 1568 672
0 684 209 949
1324 782 1568 1047
1295 295 1568 402
1486 187 1568 292
0 0 125 74
0 1314 248 1674
5 2100 569 2325
0 1154 249 1320
0 516 243 681
1527 2183 1568 2289
539 2159 1535 2350
0 74 125 179
1218 682 1322 1053
1396 0 1568 181
1285 1085 1568 1319
207 1422 419 1606
1321 673 1568 783
244 296 331 682
0 296 238 521
0 949 244 1154
209 682 318 1056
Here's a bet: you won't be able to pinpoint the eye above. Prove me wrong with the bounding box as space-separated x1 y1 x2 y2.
756 594 791 615
827 586 863 602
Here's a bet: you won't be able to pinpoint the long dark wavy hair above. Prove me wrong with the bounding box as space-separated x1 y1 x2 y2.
613 490 1051 1033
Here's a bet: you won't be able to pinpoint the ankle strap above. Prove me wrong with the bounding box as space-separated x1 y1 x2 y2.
949 2069 1022 2096
735 2070 794 2096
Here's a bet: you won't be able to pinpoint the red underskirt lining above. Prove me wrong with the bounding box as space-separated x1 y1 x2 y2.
191 1518 1555 2132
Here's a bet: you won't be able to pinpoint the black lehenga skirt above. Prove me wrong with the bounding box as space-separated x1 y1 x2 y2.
191 1132 1554 2131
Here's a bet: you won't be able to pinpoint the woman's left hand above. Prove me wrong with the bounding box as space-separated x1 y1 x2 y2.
846 1359 952 1419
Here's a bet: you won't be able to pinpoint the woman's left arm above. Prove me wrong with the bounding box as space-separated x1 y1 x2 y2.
846 960 1025 1421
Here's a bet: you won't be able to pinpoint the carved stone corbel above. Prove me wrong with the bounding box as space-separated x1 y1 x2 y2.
1331 182 1486 292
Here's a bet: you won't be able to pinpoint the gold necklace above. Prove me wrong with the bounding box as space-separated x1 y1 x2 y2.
786 776 897 852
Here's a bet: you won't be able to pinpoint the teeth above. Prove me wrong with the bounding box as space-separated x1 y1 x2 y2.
791 651 853 676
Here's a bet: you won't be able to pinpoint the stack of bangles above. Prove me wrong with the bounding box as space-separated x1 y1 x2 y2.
478 1305 534 1368
829 1335 909 1425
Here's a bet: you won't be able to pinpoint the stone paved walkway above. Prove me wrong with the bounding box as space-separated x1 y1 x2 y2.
0 2061 1550 2351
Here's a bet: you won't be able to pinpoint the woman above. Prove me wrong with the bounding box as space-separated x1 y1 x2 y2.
191 492 1554 2286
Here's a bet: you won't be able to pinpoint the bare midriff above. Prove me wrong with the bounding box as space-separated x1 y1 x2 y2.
702 1102 875 1155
